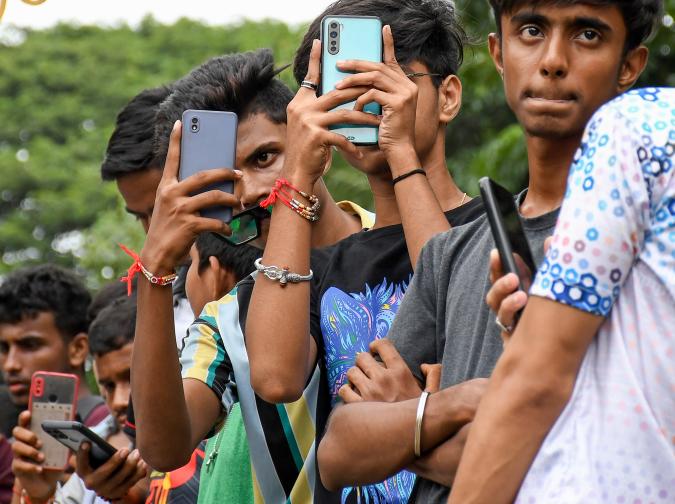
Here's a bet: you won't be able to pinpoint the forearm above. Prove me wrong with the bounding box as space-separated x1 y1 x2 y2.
448 359 574 503
247 172 315 403
318 386 470 490
131 278 193 470
388 147 449 267
407 423 470 487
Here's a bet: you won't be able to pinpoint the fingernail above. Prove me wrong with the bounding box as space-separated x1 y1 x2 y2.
129 450 139 461
233 169 243 177
38 453 45 461
173 120 181 130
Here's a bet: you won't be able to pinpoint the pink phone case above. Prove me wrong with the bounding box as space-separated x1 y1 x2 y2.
29 371 79 470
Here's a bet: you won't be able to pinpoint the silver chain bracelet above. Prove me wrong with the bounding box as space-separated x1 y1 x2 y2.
254 258 313 286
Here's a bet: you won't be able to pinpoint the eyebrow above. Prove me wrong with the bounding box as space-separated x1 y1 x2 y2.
569 16 612 33
511 12 549 27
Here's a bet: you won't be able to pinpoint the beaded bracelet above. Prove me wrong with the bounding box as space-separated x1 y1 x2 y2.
260 179 320 222
119 244 177 295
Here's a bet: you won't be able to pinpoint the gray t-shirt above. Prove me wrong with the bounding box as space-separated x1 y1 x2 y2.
388 194 559 503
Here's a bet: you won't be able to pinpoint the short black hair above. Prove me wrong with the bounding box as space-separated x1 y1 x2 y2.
88 296 136 357
488 0 662 50
293 0 466 87
87 280 134 328
154 49 293 168
101 85 173 181
195 233 262 282
0 265 91 342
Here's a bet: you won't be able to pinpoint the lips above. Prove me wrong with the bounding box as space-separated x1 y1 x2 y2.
524 90 577 102
7 380 29 395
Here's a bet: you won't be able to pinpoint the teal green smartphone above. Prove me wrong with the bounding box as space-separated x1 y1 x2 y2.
320 15 382 145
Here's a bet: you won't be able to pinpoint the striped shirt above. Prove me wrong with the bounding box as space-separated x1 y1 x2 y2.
180 202 374 503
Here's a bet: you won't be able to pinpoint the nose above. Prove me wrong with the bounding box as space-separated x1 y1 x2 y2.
3 346 21 375
539 33 568 79
235 176 265 210
111 382 131 415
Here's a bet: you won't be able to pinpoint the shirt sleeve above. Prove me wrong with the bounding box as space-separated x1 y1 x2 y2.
179 302 237 415
388 233 442 383
530 103 649 316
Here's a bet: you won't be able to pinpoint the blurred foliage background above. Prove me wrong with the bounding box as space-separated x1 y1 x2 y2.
0 1 673 288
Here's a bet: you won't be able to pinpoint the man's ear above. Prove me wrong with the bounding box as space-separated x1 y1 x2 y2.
68 333 89 369
208 256 238 300
488 33 504 78
438 74 462 124
617 45 649 93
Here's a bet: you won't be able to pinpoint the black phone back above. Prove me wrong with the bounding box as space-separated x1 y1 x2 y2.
479 177 536 288
179 110 237 223
41 420 117 469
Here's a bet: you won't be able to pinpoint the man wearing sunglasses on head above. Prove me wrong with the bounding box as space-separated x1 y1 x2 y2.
129 49 374 502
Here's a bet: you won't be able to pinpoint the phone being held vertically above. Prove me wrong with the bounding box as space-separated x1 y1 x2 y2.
320 15 382 145
179 110 238 223
479 177 536 297
29 371 79 470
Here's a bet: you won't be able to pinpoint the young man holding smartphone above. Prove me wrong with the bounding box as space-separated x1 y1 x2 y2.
245 0 483 501
130 49 375 502
314 0 658 501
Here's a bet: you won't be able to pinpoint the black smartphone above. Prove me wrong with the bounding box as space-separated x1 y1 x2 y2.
479 177 536 291
179 109 238 223
41 420 117 470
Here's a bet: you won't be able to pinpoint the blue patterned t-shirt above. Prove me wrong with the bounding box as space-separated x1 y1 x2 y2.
522 88 675 502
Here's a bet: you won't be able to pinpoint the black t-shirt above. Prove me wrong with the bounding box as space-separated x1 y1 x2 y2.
308 198 484 503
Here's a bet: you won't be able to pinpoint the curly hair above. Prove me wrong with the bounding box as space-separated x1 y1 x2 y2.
0 265 91 342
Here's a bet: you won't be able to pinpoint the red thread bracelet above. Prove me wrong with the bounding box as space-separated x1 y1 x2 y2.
119 244 177 295
260 178 320 222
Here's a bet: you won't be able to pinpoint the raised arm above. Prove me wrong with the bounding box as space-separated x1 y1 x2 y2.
132 122 238 470
246 40 379 403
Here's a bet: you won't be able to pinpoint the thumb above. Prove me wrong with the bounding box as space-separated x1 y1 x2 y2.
421 363 442 393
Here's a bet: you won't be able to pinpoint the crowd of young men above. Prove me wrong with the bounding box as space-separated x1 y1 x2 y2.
1 0 672 503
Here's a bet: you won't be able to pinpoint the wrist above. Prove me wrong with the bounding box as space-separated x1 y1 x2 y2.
385 146 421 178
138 249 178 277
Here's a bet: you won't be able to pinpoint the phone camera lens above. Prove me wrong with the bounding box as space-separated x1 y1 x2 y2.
191 124 198 132
330 22 338 28
191 117 198 124
330 31 338 38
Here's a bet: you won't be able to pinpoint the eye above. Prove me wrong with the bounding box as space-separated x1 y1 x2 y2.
255 151 278 168
521 25 543 39
0 342 8 355
578 30 600 42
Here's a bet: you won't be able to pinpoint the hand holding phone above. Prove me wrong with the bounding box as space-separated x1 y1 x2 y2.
41 420 116 469
480 177 536 326
29 371 78 470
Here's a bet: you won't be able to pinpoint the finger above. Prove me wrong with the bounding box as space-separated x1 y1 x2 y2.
301 39 321 97
162 120 182 182
83 448 129 489
17 410 31 428
325 132 362 159
12 458 44 475
338 384 363 404
513 253 534 291
181 189 240 215
497 291 528 329
382 25 397 66
335 71 398 93
12 440 44 463
318 109 381 128
188 216 233 237
353 89 388 113
488 249 504 284
421 363 442 393
104 450 141 491
345 366 369 392
75 442 93 477
12 426 40 448
354 351 383 378
178 168 242 196
485 273 519 312
315 86 372 111
369 339 405 369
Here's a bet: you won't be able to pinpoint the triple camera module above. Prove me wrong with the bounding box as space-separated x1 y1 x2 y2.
328 21 340 55
190 116 199 133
